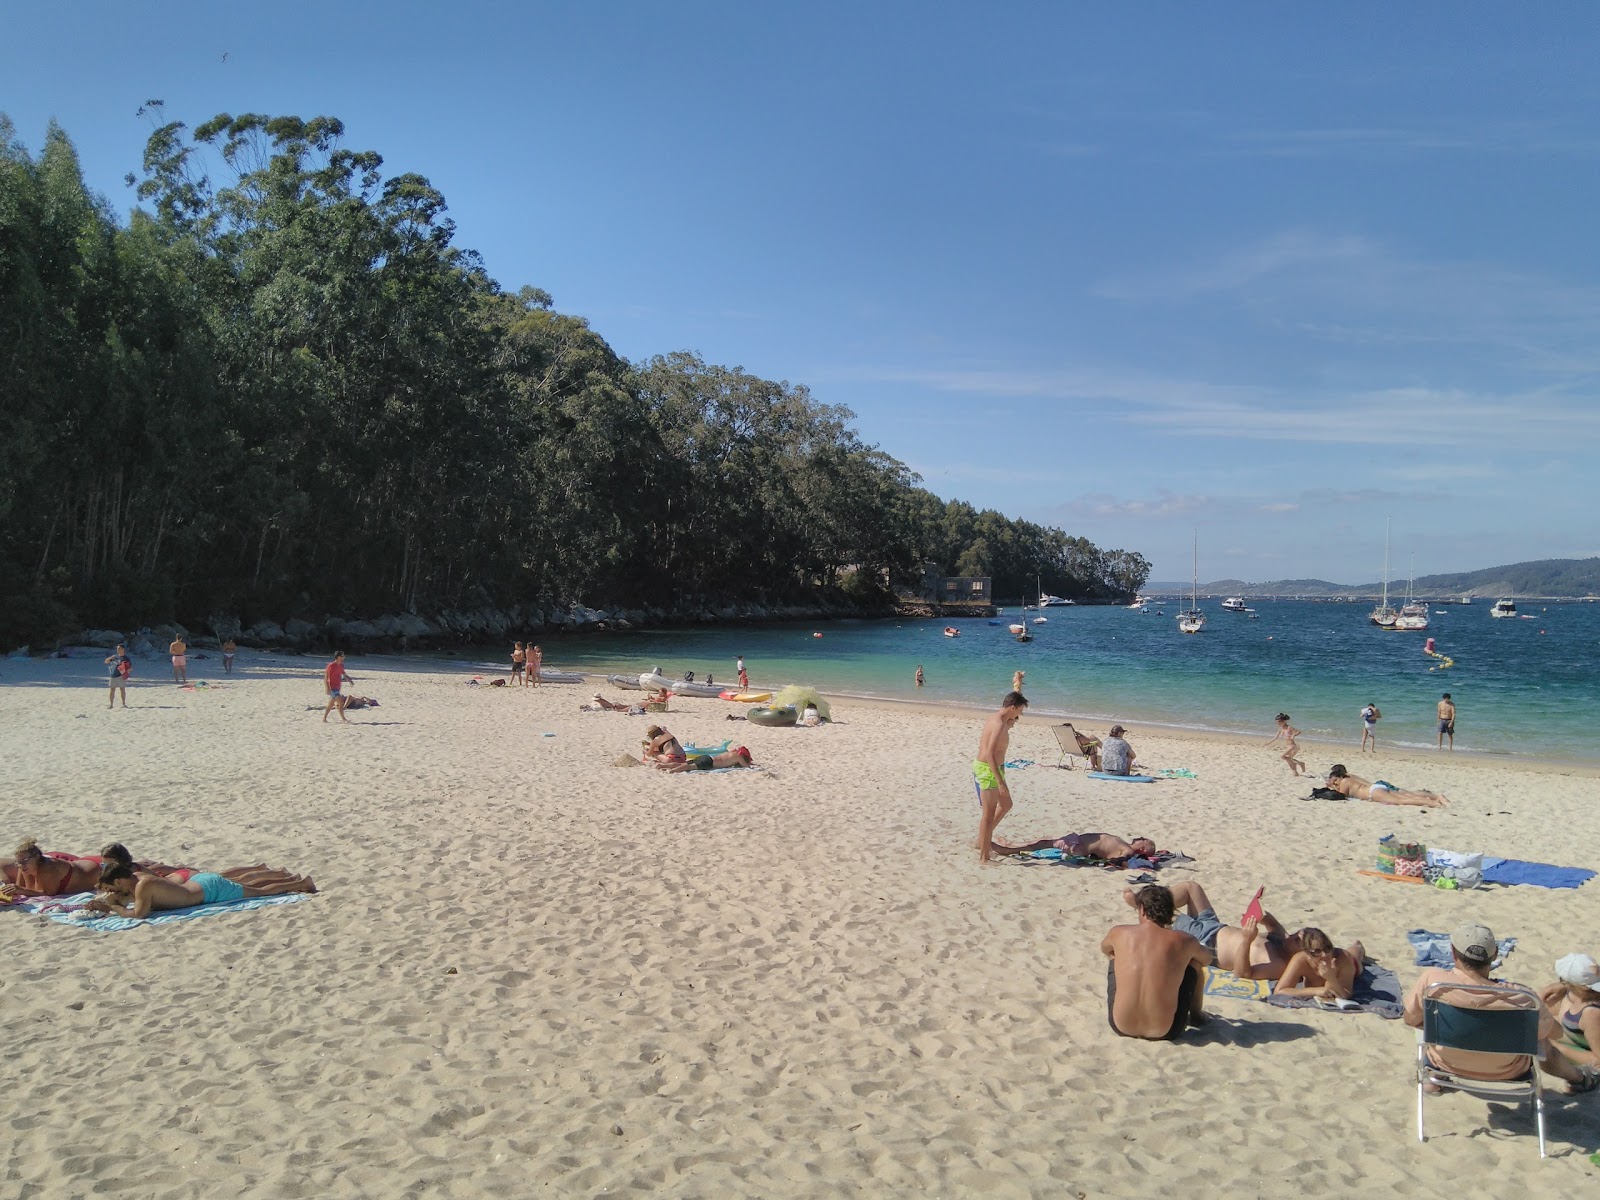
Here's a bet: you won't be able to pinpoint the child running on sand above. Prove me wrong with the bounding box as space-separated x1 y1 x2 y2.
1266 712 1307 777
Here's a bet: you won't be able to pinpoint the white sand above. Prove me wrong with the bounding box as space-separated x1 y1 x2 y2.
4 650 1597 1197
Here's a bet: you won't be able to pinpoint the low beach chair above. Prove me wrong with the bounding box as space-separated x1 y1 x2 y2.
1053 723 1101 771
1415 981 1546 1157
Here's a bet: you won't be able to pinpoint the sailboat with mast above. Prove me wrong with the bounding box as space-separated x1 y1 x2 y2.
1177 532 1205 634
1369 519 1397 628
1394 554 1429 631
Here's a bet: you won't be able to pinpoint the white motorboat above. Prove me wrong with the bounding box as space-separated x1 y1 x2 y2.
1221 597 1248 612
1490 598 1517 619
1039 594 1073 607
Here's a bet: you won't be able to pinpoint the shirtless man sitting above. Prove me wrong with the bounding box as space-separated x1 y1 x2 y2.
1324 764 1448 808
995 832 1156 864
1101 884 1213 1040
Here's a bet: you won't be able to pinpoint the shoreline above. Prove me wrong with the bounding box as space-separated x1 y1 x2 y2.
29 641 1600 775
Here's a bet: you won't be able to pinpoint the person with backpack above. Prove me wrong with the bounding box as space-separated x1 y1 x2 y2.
104 643 132 709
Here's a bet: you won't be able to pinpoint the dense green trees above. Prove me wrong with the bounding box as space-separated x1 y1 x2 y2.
0 112 1148 646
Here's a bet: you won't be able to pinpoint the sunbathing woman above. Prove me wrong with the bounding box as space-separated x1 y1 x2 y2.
88 859 316 918
1271 926 1365 1001
995 832 1156 864
1324 764 1448 808
1 839 205 899
1265 713 1307 777
644 725 686 763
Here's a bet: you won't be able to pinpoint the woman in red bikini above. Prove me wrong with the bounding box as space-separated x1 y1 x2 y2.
1 839 198 900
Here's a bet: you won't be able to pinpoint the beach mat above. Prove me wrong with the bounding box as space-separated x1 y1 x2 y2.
1202 967 1272 1002
1408 928 1516 970
1088 773 1158 784
1266 963 1404 1020
9 890 311 932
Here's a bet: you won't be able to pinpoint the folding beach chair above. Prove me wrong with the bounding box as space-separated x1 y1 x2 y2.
1415 981 1546 1157
1053 723 1100 771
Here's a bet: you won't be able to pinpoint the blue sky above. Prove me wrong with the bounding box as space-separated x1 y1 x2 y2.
6 2 1597 582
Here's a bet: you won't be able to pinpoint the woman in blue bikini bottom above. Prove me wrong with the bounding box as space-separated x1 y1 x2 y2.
88 860 317 919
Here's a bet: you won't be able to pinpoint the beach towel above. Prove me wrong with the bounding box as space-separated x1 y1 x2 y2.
1020 847 1190 870
1156 767 1198 779
1202 967 1272 1002
1265 963 1404 1020
1003 759 1035 770
1087 772 1158 784
9 891 311 932
1408 928 1516 970
1479 857 1595 890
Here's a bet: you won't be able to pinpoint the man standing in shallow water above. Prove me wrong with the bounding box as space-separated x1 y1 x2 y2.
1437 693 1455 750
974 691 1028 864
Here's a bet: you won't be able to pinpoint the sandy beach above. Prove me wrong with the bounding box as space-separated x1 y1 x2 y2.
4 650 1597 1197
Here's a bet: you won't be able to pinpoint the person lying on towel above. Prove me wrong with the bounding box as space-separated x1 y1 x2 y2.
87 859 317 918
993 832 1156 865
657 747 754 773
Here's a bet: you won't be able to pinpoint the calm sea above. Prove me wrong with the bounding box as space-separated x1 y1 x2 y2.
502 600 1599 763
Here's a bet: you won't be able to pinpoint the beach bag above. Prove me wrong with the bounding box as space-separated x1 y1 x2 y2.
1377 836 1426 876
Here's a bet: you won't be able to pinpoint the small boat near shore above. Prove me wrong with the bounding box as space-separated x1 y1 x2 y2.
538 668 586 684
943 627 960 638
1221 597 1248 612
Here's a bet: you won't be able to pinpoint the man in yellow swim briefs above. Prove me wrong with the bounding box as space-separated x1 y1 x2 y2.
975 690 1029 864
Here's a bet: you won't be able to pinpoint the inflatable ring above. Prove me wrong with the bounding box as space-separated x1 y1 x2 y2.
747 705 798 727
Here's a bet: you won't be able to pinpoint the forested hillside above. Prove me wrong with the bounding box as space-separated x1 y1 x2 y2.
0 111 1149 646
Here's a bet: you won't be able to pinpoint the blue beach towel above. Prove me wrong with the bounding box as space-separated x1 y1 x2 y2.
1408 928 1516 969
1480 857 1595 890
11 890 311 932
1088 772 1158 783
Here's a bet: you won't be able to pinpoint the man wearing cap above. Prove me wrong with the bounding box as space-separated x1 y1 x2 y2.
1403 923 1599 1093
1099 725 1137 776
1540 953 1600 1068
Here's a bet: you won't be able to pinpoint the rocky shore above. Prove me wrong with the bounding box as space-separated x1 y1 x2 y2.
24 596 900 659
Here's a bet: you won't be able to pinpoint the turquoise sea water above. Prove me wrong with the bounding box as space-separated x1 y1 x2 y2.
512 600 1599 763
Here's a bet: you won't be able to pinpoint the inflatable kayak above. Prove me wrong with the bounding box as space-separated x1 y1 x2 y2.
537 669 585 684
720 690 772 703
669 680 725 698
747 705 798 727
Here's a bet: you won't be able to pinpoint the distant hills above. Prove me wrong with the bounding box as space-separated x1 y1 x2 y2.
1147 557 1600 599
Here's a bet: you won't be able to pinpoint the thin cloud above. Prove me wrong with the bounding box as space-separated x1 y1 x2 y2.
1258 502 1299 513
838 363 1600 450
